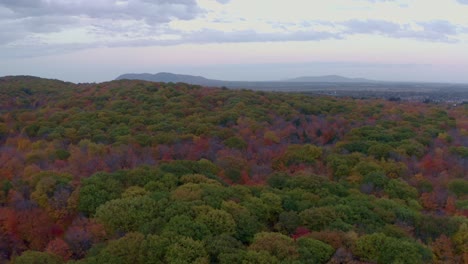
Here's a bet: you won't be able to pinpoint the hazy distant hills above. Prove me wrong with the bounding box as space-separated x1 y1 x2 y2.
115 72 378 85
116 72 223 86
285 75 377 83
114 72 468 99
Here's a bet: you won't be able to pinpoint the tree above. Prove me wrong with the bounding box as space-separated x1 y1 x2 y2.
171 183 203 202
249 232 298 261
145 234 171 263
299 207 340 231
94 195 159 233
273 144 322 169
297 237 334 264
63 217 107 259
13 208 57 251
448 179 468 198
353 233 430 264
196 209 236 236
452 223 468 258
162 215 210 241
204 234 244 263
121 186 149 199
88 232 169 264
45 238 72 261
13 250 63 264
275 211 300 234
431 235 455 263
368 142 393 160
420 192 438 210
224 136 247 150
384 179 418 201
165 237 209 264
221 201 262 243
78 172 124 216
242 250 280 264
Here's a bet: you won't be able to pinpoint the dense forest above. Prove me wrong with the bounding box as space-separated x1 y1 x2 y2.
0 76 467 263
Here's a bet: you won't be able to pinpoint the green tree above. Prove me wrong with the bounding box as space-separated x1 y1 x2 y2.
196 209 236 235
162 215 210 241
274 144 322 168
222 200 262 243
87 232 169 264
165 237 209 264
95 195 158 233
242 250 280 264
384 179 418 201
121 186 149 198
13 251 63 264
297 237 334 264
78 172 124 216
448 179 468 198
452 223 468 255
249 232 298 261
275 211 300 234
224 136 247 150
90 232 147 264
205 234 244 263
353 233 430 264
368 143 393 160
300 207 340 231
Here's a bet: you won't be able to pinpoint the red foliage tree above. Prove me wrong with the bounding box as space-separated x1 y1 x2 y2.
291 226 311 241
46 238 72 261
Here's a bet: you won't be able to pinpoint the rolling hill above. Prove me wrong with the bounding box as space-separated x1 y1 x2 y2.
116 72 378 85
0 75 467 263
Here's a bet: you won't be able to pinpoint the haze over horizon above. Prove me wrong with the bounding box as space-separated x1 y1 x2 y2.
1 0 468 84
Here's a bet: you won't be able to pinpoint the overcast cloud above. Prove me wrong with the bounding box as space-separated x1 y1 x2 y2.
1 0 468 83
342 19 462 42
1 0 467 54
0 0 202 47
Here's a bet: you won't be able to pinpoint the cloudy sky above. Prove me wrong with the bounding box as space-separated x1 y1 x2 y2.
1 0 468 83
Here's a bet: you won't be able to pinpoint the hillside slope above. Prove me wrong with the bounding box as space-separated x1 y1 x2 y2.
116 72 222 85
0 76 467 263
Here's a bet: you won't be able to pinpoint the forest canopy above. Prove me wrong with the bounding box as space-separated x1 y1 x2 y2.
0 76 467 263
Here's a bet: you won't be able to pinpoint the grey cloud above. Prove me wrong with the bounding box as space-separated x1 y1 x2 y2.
182 29 342 44
1 0 202 22
101 28 342 48
418 20 458 35
359 0 397 3
343 19 401 34
0 30 27 45
216 0 231 4
0 27 342 59
343 19 461 42
0 41 101 59
0 0 44 9
23 16 78 33
1 6 42 44
361 0 408 8
0 0 203 45
1 14 467 59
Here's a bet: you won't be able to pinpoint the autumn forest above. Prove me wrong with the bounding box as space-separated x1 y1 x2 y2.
0 76 467 263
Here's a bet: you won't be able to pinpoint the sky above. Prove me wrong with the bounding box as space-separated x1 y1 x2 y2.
1 0 468 83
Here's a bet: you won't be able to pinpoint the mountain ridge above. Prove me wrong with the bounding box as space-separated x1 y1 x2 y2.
116 72 223 86
115 72 379 84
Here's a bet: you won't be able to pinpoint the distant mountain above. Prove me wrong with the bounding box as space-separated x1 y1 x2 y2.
116 72 222 86
285 75 377 83
116 72 380 86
